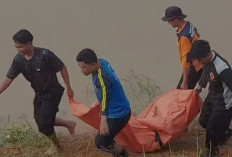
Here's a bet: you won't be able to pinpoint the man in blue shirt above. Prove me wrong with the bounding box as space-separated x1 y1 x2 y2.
76 48 131 157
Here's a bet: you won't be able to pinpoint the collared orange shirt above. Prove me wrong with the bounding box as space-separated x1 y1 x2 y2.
177 21 201 70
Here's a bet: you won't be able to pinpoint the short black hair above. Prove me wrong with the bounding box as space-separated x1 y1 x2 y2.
76 48 98 64
13 29 33 44
187 40 211 61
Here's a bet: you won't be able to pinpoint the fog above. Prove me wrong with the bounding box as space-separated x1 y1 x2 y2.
0 0 231 131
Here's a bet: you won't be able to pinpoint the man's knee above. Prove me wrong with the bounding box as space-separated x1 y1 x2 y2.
198 116 207 128
198 110 210 129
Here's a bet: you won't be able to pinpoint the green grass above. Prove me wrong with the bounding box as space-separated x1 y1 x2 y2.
0 114 51 157
121 70 161 115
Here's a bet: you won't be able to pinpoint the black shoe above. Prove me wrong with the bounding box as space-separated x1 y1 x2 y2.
204 146 219 157
225 128 232 141
115 149 129 157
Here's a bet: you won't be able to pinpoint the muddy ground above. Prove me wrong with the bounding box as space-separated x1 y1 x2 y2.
0 125 231 157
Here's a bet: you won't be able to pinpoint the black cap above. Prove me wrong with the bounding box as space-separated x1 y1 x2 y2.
187 40 211 62
162 6 187 21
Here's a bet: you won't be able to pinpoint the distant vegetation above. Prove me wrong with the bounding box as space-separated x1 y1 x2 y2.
121 70 161 115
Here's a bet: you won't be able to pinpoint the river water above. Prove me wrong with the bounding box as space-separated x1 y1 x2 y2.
0 0 231 132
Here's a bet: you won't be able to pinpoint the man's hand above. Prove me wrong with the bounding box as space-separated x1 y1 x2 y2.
60 65 74 98
181 67 189 89
180 81 188 89
0 78 13 95
99 115 109 135
66 87 74 98
194 84 202 95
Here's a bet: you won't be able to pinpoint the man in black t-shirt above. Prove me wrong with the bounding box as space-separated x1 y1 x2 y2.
0 29 76 154
188 40 232 157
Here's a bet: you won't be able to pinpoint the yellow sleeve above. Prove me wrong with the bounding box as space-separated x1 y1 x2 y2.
98 68 107 113
178 36 191 69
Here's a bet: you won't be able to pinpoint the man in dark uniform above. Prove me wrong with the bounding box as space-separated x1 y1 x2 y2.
0 29 76 154
189 40 232 157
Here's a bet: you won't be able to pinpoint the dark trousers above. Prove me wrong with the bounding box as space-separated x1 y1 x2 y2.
199 97 232 147
95 111 131 153
33 86 64 136
177 65 203 89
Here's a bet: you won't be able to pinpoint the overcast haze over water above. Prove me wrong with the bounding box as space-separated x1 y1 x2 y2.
0 0 231 129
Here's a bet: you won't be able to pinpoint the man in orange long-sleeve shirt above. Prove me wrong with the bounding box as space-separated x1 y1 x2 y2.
162 6 203 89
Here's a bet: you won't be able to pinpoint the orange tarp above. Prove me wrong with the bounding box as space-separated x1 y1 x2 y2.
70 89 202 153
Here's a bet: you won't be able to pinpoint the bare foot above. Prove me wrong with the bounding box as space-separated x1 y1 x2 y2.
67 121 76 136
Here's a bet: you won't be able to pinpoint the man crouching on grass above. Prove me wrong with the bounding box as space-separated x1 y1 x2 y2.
76 48 131 157
188 40 232 157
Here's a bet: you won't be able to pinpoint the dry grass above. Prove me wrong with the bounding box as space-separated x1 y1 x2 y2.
0 73 231 157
